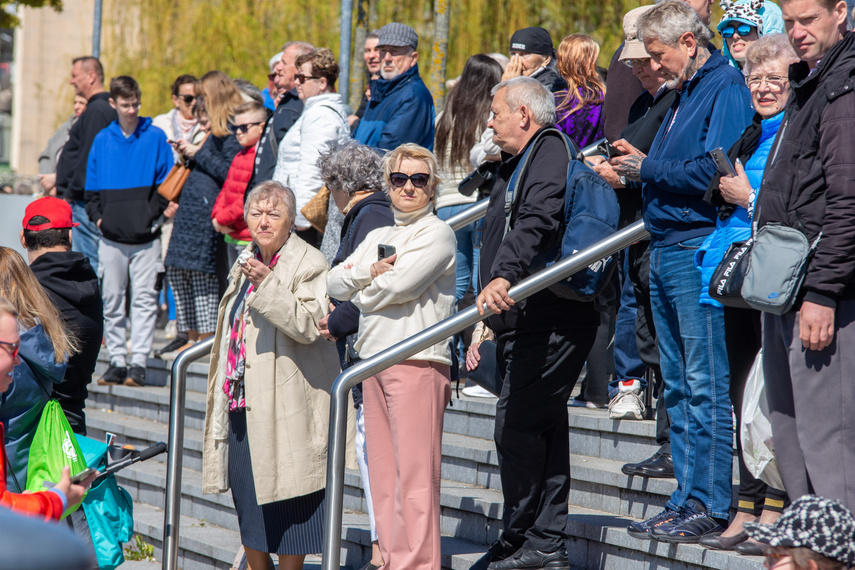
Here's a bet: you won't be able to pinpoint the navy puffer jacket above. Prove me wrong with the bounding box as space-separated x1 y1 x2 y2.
165 133 241 274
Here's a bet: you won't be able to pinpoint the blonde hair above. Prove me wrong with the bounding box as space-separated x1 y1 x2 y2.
0 248 78 362
0 297 18 319
198 71 244 138
556 34 606 116
383 144 440 201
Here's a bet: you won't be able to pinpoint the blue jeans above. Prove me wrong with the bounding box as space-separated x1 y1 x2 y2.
70 200 101 277
437 203 477 302
610 249 648 397
650 236 731 520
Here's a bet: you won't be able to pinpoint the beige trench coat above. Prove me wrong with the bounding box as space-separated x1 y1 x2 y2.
202 235 354 505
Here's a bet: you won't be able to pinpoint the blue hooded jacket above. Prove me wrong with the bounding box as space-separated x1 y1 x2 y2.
695 111 784 306
640 50 754 247
354 64 435 151
0 323 67 491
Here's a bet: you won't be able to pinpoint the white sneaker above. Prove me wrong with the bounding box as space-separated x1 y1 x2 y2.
608 379 645 420
462 384 496 398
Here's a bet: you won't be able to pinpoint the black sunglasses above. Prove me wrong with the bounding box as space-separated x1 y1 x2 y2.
389 172 430 188
0 339 19 359
295 73 318 84
230 121 265 134
179 94 196 104
720 24 754 38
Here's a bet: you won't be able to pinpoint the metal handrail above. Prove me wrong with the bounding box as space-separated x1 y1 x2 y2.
444 198 489 231
162 335 215 570
157 199 488 570
321 219 650 569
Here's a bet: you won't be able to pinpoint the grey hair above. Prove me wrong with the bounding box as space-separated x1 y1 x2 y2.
743 33 799 74
367 29 380 41
282 41 315 60
244 180 297 228
491 76 556 126
232 79 264 104
0 296 18 319
638 0 714 47
318 140 385 197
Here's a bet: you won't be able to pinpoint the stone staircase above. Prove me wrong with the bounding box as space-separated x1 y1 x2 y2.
87 342 764 569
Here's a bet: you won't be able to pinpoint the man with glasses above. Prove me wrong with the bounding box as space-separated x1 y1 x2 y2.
353 22 435 151
55 56 117 276
84 75 174 388
252 41 314 188
759 0 855 511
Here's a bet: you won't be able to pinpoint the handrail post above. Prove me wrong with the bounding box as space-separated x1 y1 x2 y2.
321 220 650 569
162 336 215 570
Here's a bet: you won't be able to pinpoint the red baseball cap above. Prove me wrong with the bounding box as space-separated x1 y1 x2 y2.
22 197 80 230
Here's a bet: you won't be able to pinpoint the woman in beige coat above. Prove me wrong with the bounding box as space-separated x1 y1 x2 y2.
202 180 341 570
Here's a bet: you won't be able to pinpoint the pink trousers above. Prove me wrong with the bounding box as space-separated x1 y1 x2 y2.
363 360 451 570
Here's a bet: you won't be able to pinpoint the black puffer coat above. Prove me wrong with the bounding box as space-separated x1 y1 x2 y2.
165 133 241 274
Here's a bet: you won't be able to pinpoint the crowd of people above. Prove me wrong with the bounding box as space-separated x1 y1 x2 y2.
6 0 855 568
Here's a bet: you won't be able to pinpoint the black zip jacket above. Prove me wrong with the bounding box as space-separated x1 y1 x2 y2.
56 92 117 202
757 31 855 309
479 126 599 334
616 87 677 228
29 251 103 429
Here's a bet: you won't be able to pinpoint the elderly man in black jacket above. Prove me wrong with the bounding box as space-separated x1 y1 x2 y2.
471 76 599 570
758 0 855 511
55 56 117 277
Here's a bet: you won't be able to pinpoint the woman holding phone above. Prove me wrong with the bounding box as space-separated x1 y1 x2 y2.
327 144 456 570
694 33 797 554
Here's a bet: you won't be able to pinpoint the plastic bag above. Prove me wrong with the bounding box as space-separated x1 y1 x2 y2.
25 400 89 518
740 350 785 490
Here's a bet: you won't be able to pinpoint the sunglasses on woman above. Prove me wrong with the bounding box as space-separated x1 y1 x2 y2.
0 340 19 359
389 172 430 188
720 23 755 38
180 94 196 104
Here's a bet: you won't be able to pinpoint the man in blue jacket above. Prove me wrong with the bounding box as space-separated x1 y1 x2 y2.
85 76 174 388
610 0 753 543
353 22 435 151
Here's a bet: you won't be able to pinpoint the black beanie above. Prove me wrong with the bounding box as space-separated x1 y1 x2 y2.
509 27 554 56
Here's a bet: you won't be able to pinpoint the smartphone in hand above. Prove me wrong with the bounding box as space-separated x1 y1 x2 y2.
710 147 736 176
71 467 97 485
378 244 396 262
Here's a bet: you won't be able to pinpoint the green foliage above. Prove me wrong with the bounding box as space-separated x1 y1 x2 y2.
104 0 727 116
124 535 155 562
2 0 62 27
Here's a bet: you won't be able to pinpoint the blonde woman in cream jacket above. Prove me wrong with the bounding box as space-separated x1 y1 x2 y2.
327 143 456 570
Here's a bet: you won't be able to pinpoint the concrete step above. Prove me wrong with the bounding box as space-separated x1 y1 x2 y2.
94 349 211 393
88 382 208 432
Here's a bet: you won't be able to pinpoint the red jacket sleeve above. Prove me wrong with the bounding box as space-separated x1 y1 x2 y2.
0 430 64 521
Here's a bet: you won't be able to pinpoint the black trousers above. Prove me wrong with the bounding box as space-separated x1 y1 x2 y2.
494 318 598 552
628 240 670 451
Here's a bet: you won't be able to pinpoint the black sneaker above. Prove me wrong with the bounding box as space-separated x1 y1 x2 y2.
154 338 188 358
98 364 127 386
488 546 569 570
651 499 725 543
627 507 681 539
469 539 517 570
124 364 146 387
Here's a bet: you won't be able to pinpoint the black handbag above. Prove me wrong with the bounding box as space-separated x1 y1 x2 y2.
708 239 753 309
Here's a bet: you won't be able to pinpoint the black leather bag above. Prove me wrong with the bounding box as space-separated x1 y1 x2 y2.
708 239 753 309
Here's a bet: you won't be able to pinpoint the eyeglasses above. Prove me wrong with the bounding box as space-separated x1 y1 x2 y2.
295 73 318 84
389 172 430 188
117 102 141 111
0 340 19 359
267 73 277 81
764 553 791 569
622 57 651 68
180 94 196 105
745 74 788 90
229 121 265 134
721 24 755 38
